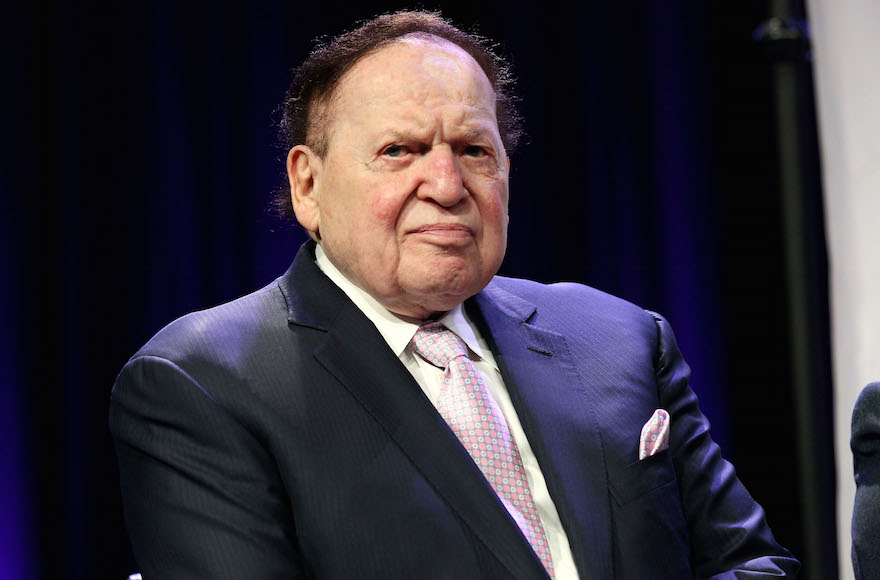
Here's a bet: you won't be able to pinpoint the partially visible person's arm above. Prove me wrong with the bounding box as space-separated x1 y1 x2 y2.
110 354 306 579
852 382 880 580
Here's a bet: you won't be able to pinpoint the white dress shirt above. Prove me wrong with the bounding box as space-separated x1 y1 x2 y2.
315 245 579 579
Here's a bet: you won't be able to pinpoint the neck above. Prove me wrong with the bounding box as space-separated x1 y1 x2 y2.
390 310 447 325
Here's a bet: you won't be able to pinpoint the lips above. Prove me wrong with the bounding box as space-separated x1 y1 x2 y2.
408 223 475 242
411 223 473 234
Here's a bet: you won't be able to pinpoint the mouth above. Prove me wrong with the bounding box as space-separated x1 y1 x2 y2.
408 223 475 243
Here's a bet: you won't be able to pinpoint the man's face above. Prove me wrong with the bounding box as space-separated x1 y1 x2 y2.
290 37 509 320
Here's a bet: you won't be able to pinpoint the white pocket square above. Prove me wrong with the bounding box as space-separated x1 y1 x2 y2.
639 408 670 460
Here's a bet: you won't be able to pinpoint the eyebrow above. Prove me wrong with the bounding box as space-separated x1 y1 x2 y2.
462 127 488 141
380 128 430 142
380 123 496 144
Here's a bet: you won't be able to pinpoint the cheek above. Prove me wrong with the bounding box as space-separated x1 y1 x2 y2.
367 195 402 227
363 178 411 232
480 186 510 230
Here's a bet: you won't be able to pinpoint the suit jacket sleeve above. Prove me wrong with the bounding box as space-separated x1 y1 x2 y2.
851 382 880 580
110 353 306 579
652 313 799 578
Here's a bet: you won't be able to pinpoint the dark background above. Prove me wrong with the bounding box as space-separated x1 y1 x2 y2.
3 1 835 578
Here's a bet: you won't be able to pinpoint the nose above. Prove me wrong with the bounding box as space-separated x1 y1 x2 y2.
417 147 467 207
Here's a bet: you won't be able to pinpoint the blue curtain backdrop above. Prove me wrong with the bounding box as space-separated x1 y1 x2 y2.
4 1 831 578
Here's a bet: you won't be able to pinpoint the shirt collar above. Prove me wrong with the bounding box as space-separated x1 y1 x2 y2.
314 244 498 370
436 305 497 370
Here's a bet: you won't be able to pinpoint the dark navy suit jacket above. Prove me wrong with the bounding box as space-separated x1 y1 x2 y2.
110 242 798 578
852 382 880 579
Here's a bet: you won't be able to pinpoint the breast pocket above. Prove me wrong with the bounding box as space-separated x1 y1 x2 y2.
608 449 677 506
607 450 692 578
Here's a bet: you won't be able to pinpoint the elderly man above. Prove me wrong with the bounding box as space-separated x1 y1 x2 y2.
110 11 798 579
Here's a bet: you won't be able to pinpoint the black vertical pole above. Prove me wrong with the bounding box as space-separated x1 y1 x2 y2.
756 1 838 578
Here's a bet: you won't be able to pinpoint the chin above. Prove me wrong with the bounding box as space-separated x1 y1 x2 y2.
406 265 487 308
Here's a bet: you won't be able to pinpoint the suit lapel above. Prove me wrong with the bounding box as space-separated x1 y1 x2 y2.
471 283 613 580
280 243 549 580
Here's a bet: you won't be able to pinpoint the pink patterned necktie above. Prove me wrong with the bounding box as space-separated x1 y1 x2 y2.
411 322 554 577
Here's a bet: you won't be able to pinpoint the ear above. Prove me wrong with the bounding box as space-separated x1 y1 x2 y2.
287 145 322 240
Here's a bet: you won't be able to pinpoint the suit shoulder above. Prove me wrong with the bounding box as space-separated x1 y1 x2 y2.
853 382 880 444
488 275 656 329
132 277 288 364
855 382 880 416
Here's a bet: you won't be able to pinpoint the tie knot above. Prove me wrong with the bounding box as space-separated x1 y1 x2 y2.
411 323 469 369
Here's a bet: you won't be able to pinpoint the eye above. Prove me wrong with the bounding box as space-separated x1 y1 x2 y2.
383 144 406 157
463 145 486 158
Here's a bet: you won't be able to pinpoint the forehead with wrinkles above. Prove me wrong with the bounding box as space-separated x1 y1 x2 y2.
324 36 497 138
